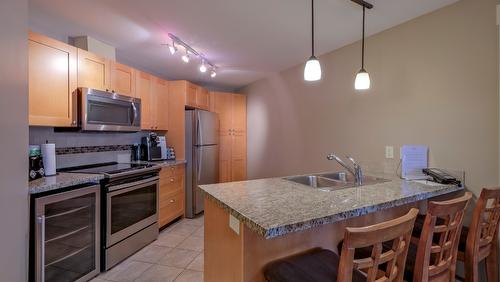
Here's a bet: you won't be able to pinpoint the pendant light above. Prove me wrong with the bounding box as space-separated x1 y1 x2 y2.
353 0 373 90
304 0 321 81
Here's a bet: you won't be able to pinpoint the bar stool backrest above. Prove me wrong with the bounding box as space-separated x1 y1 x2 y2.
414 192 472 282
467 188 500 262
338 208 419 282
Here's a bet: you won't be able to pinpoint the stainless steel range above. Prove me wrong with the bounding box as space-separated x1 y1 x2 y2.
62 162 161 270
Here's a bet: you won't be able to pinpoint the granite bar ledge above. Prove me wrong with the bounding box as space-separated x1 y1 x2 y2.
199 173 463 239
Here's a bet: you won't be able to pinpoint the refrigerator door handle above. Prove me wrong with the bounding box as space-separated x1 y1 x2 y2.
197 111 203 146
197 146 203 181
37 215 46 282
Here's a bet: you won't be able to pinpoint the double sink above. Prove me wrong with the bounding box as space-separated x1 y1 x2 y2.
284 172 389 191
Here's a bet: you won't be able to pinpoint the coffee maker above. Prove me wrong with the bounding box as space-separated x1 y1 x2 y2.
141 133 165 161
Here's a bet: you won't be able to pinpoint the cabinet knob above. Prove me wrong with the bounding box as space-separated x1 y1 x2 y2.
106 89 109 92
112 90 115 93
170 178 174 182
170 199 175 203
72 120 76 125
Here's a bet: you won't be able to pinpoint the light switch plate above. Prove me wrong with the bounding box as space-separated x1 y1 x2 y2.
385 146 394 159
229 214 240 235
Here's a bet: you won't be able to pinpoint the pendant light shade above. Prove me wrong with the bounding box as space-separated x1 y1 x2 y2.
304 56 321 81
355 69 370 90
304 0 321 81
352 0 373 91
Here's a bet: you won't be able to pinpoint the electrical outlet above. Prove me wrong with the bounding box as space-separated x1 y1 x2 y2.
229 214 240 235
385 146 394 159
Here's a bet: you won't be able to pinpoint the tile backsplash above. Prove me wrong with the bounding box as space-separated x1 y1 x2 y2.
29 127 149 169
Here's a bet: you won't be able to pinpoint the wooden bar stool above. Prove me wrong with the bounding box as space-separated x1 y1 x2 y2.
263 208 419 282
411 192 472 282
458 188 500 282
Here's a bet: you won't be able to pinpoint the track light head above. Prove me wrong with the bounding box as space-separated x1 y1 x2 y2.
199 60 207 73
168 44 177 55
181 52 190 63
210 70 217 78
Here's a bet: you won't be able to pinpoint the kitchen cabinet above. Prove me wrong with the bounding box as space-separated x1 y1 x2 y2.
175 80 210 110
110 61 136 97
77 48 111 91
158 164 185 227
137 72 169 131
168 81 188 160
211 92 247 182
152 77 169 131
136 71 153 130
196 87 210 110
28 32 77 127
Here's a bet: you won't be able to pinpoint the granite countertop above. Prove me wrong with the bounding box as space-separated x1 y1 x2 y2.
199 173 463 239
29 173 104 194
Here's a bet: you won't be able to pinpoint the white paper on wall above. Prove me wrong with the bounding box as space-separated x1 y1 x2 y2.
401 145 428 180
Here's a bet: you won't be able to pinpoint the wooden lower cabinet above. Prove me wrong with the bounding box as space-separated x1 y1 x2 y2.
158 164 185 228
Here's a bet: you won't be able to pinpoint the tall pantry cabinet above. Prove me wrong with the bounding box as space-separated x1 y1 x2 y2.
210 92 247 182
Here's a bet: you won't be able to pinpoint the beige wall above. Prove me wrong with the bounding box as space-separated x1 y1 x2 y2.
242 0 499 196
0 0 29 280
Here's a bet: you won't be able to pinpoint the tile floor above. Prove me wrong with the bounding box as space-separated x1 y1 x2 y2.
92 215 204 282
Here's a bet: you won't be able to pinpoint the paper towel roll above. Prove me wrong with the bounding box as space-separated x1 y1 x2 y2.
41 143 56 176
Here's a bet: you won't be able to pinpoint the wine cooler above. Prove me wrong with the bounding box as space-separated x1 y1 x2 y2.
32 184 100 282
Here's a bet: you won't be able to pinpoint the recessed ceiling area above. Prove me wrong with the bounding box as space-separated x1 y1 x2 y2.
29 0 458 90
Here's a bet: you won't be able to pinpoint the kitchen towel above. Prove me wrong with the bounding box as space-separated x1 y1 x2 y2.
41 143 56 176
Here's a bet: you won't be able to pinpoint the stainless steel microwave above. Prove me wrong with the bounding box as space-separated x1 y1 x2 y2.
78 88 141 132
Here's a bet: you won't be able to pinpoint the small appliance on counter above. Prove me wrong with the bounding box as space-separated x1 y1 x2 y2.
141 133 169 161
141 133 163 161
29 145 44 181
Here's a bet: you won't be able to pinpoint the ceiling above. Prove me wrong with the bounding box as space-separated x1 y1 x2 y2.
29 0 458 90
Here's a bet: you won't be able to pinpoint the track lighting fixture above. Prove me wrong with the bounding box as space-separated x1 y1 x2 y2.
165 33 218 78
352 0 373 90
304 0 321 81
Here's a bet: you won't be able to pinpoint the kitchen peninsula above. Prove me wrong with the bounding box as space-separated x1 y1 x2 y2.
199 172 463 282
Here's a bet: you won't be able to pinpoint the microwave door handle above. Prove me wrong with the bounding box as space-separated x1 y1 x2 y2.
130 103 137 125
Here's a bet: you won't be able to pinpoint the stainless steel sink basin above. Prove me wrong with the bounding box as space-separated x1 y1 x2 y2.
284 172 389 190
284 175 347 188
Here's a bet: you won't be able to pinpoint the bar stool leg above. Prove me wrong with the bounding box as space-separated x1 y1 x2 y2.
485 235 498 282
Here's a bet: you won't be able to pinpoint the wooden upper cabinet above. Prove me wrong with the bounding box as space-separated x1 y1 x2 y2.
77 48 111 91
136 71 153 130
197 87 210 110
153 77 169 131
110 61 136 97
180 80 210 110
186 82 198 107
168 81 188 160
28 32 77 127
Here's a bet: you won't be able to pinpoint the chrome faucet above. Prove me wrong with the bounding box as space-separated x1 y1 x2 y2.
326 153 363 185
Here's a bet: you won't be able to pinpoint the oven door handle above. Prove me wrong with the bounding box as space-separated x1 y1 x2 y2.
108 176 159 193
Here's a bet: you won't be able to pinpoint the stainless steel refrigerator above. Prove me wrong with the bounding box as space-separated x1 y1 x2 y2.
185 110 219 218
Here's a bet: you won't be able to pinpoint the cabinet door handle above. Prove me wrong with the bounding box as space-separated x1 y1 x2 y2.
37 215 46 282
